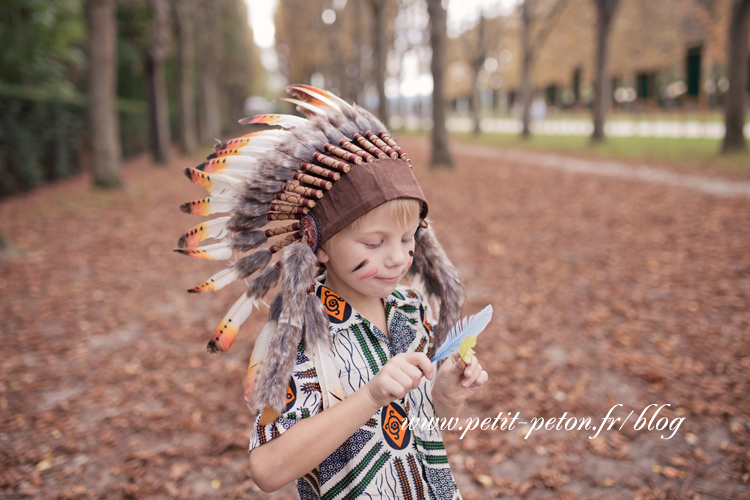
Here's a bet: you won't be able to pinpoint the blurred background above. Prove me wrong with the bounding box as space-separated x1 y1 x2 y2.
0 0 748 195
1 0 749 499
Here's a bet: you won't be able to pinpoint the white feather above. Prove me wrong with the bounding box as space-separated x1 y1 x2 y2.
203 172 244 196
226 292 260 326
202 197 238 215
430 305 493 362
192 266 241 292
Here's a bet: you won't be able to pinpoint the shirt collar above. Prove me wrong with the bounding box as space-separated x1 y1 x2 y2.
313 274 415 336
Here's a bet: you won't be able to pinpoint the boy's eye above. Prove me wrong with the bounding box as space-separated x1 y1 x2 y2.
364 241 382 249
402 229 418 243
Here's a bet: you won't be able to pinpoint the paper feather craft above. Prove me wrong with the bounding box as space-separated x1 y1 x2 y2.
430 305 493 363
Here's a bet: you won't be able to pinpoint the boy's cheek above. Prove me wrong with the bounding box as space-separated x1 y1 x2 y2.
359 266 378 279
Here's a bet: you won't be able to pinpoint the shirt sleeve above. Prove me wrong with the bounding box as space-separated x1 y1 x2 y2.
249 342 323 451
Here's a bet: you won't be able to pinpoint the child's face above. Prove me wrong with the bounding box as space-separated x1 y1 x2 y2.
316 203 418 303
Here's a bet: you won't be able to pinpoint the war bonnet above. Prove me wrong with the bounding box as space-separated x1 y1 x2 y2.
174 85 464 413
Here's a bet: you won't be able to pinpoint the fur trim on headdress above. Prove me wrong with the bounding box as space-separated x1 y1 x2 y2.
253 243 319 413
410 222 465 353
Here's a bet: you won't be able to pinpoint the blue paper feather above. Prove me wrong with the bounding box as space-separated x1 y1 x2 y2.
430 304 493 362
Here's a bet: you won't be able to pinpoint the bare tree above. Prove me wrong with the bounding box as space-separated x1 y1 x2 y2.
369 0 389 127
591 0 621 143
197 0 221 142
86 0 122 187
721 0 750 152
519 0 567 138
469 12 488 136
174 0 198 155
427 0 452 168
520 3 532 137
146 0 171 164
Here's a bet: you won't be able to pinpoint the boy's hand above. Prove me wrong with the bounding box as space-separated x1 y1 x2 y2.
433 351 488 411
366 353 433 408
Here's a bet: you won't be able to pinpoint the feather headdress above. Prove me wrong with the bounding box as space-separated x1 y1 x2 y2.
175 85 466 414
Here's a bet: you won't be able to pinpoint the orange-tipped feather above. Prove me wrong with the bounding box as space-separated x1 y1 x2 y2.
173 241 233 260
177 216 231 248
244 320 276 407
184 167 243 196
208 293 259 353
287 84 348 111
179 197 237 216
241 114 306 129
188 267 240 293
275 98 326 117
198 155 260 174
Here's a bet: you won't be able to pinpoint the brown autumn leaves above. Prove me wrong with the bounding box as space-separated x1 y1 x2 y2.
1 138 748 499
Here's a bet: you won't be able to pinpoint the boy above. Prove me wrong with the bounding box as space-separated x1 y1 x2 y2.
175 85 488 499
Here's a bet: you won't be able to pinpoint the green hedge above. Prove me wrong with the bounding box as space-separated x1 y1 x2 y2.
0 84 149 197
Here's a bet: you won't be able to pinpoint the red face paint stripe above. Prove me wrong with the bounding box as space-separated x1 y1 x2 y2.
360 267 378 279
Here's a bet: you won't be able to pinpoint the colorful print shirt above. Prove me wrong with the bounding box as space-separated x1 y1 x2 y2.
249 278 462 500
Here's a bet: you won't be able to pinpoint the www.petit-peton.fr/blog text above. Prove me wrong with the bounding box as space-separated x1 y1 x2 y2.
402 404 685 440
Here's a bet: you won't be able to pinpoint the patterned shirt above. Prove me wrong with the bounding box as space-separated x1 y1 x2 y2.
250 277 462 500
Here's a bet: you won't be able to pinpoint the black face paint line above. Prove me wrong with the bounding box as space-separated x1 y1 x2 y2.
351 259 369 273
409 251 414 257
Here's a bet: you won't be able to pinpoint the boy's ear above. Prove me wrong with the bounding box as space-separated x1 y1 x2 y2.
316 247 330 263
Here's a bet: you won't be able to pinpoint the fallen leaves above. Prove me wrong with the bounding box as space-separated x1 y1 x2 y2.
1 139 749 499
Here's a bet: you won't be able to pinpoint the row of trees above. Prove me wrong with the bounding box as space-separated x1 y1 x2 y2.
2 0 747 191
0 0 261 192
453 0 749 152
274 0 749 167
86 0 260 187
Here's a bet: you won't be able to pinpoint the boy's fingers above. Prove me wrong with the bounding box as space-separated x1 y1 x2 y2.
384 379 405 399
462 358 486 388
403 364 424 385
403 352 433 379
392 371 414 392
463 355 477 376
451 351 467 371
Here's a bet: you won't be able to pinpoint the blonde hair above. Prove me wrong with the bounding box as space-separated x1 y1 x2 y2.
322 198 422 251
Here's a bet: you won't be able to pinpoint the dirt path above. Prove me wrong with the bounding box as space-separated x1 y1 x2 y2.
452 143 750 199
1 139 748 499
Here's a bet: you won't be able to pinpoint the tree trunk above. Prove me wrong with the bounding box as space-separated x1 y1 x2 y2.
174 0 198 155
350 0 364 103
86 0 121 187
197 0 222 143
371 0 389 127
427 0 453 168
146 0 171 165
721 0 750 153
520 3 532 138
591 0 620 143
471 13 486 136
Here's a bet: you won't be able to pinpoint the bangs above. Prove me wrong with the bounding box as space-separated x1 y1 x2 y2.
351 198 422 232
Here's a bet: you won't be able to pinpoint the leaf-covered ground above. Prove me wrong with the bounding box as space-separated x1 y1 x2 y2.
1 137 748 499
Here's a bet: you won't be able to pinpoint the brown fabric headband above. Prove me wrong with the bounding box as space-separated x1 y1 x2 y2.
302 157 429 251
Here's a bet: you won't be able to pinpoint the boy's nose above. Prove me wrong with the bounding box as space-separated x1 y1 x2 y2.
384 242 406 268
